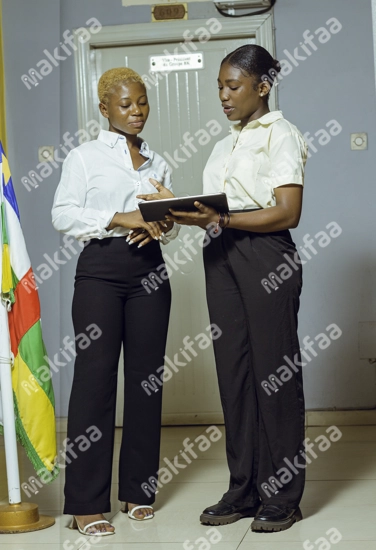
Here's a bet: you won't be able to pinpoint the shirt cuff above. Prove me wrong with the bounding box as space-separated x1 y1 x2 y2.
161 222 180 244
97 211 118 239
272 176 304 188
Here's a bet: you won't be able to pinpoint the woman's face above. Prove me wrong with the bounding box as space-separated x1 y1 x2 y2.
217 62 269 126
99 81 150 135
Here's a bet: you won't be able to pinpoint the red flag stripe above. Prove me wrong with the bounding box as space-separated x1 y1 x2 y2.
8 267 41 356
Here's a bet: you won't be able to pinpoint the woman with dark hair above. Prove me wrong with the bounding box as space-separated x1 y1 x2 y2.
138 44 308 533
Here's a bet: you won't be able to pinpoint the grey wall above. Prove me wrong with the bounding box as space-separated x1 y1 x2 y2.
2 0 376 415
2 0 62 410
274 0 376 408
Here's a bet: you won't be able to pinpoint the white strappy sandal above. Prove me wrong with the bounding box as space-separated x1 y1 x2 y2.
69 515 115 536
126 504 154 521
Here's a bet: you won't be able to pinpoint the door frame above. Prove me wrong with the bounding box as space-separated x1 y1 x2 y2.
74 13 277 130
73 15 276 426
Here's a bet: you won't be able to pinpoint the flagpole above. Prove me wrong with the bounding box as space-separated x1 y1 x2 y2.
0 151 54 533
0 289 55 535
0 149 21 504
0 300 21 504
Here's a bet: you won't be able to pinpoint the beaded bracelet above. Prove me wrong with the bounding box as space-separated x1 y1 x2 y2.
213 212 230 234
213 213 221 234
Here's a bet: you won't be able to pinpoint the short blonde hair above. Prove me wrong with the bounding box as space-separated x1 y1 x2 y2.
98 67 145 104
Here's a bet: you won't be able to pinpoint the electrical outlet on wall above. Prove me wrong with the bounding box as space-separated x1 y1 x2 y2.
351 133 367 151
38 146 55 163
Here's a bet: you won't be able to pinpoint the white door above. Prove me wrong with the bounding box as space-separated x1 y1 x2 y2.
89 34 255 425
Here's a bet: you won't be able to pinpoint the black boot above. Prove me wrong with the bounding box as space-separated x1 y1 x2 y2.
251 504 303 532
200 500 261 526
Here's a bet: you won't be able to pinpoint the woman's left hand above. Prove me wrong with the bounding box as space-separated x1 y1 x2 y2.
166 201 218 229
127 221 173 248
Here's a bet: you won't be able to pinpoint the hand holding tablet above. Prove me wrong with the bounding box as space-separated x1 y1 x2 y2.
138 192 229 222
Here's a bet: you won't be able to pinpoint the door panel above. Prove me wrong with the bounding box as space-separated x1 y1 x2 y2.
91 37 254 425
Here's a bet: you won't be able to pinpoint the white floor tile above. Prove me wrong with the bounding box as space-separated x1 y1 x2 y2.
108 507 250 543
302 479 376 508
154 479 229 508
306 442 376 480
1 425 376 546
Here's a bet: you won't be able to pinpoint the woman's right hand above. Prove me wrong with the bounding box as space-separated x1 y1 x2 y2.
136 178 175 201
107 210 163 240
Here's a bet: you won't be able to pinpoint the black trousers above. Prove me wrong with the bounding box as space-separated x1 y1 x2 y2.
203 228 305 508
64 237 171 515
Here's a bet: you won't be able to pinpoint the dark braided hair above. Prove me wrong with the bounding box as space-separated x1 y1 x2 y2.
221 45 281 98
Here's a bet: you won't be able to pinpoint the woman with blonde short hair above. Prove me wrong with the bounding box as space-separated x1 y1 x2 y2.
52 67 179 536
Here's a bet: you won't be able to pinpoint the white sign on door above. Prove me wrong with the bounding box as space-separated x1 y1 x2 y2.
149 52 204 72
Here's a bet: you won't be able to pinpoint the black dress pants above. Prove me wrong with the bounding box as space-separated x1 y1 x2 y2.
64 237 171 515
203 228 305 508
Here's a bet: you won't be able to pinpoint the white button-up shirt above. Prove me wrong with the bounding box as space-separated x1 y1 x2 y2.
203 111 308 210
52 129 180 243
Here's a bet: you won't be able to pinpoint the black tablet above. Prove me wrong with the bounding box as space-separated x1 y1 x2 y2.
139 193 229 222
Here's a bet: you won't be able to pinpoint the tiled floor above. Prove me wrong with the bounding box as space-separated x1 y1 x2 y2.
1 425 376 549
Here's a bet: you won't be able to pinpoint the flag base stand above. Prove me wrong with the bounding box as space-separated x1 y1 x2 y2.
0 502 55 533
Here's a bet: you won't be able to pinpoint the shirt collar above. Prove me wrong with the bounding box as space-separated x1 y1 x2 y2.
139 139 151 159
230 110 284 137
97 129 152 159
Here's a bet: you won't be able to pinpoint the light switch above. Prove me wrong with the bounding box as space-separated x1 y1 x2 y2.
38 146 55 163
351 133 367 150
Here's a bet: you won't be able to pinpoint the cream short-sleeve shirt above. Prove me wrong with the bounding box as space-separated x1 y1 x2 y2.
203 111 308 210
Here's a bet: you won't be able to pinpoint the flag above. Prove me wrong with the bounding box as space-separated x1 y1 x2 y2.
0 142 58 479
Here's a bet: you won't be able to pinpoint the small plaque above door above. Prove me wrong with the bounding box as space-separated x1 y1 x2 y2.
152 3 187 22
149 52 204 72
